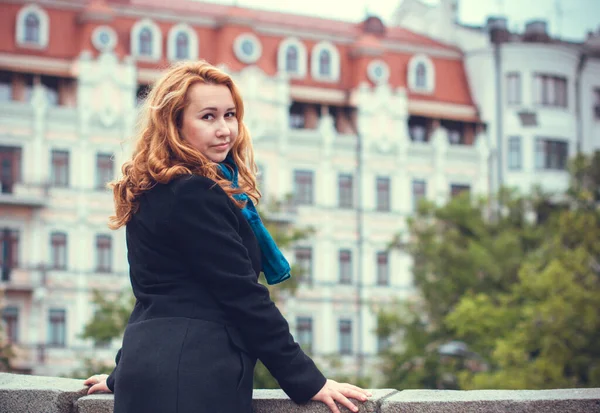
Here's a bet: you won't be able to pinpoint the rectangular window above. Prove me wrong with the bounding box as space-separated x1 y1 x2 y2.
295 247 312 283
376 177 391 212
412 180 426 212
96 234 112 273
50 150 69 187
533 74 567 108
339 319 352 355
338 174 353 209
48 309 66 347
376 251 389 286
96 153 114 190
594 88 600 120
506 72 521 105
450 184 471 197
535 138 568 170
338 249 352 285
2 306 19 343
293 170 314 205
50 232 67 270
508 136 522 170
0 71 12 102
0 228 19 282
296 316 313 353
0 146 22 194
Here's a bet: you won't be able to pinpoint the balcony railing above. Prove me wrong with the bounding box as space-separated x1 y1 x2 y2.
0 181 49 208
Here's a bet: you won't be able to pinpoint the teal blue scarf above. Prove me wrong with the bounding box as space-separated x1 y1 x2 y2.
217 157 291 285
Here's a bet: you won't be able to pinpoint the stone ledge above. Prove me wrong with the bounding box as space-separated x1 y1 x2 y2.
1 373 599 413
382 389 600 413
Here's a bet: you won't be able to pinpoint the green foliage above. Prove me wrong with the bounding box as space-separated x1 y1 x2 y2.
0 302 14 372
379 151 600 390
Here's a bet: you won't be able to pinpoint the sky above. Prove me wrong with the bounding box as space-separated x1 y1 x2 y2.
197 0 600 41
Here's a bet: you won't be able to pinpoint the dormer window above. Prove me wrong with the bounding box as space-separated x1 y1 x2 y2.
25 13 40 43
16 5 49 49
311 41 340 82
278 38 307 78
167 24 198 62
176 32 189 60
139 28 153 56
131 19 162 61
408 54 435 94
415 62 427 89
286 46 298 73
319 50 331 76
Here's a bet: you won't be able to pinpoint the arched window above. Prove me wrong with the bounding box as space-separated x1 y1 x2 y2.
416 62 427 89
139 28 153 56
311 41 340 82
277 38 307 78
24 13 40 43
175 32 189 60
286 46 298 73
408 54 435 94
319 50 331 77
16 5 49 48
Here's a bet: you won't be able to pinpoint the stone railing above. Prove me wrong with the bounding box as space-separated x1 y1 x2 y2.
1 373 599 412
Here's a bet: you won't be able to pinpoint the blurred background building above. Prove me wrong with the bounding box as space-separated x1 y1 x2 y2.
0 0 597 380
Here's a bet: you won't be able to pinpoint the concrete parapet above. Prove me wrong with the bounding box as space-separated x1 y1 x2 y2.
1 373 599 412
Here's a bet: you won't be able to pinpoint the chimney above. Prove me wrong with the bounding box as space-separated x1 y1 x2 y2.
486 16 509 43
523 20 550 42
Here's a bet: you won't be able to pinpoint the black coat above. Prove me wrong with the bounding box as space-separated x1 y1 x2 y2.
106 175 326 413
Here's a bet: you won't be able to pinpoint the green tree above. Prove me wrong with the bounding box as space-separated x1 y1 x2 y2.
448 153 600 389
378 151 600 390
0 299 15 372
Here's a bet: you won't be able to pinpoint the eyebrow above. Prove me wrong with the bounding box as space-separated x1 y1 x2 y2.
199 106 236 112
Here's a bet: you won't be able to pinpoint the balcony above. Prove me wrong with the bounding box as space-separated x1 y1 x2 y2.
0 266 45 293
0 181 48 208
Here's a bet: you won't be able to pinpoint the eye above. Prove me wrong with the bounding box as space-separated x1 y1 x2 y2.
202 113 215 120
225 111 236 118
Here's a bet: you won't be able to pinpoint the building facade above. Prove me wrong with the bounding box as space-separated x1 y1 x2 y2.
392 0 600 196
0 0 488 379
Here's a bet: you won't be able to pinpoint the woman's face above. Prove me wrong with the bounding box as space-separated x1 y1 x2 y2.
180 83 239 163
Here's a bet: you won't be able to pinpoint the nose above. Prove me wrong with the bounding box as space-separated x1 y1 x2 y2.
215 118 230 138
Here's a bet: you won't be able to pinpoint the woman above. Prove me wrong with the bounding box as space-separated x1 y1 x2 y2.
83 60 371 413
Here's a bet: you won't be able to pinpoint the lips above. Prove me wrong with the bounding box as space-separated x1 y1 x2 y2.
212 142 230 150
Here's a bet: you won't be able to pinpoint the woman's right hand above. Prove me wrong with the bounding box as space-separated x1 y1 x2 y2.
84 374 112 395
311 379 372 413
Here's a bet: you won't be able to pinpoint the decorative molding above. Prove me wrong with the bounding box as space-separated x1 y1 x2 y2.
367 60 390 85
290 85 347 104
91 26 117 53
408 100 478 122
233 33 262 64
0 53 73 76
166 23 199 62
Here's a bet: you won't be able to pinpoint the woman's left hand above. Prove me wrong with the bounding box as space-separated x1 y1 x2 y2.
83 374 111 395
311 379 372 413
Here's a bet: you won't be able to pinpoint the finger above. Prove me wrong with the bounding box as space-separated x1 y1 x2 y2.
324 398 342 413
87 383 107 395
333 393 359 413
341 389 369 402
83 377 97 386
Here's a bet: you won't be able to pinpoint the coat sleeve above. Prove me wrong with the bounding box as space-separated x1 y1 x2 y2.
105 348 121 392
168 175 326 404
